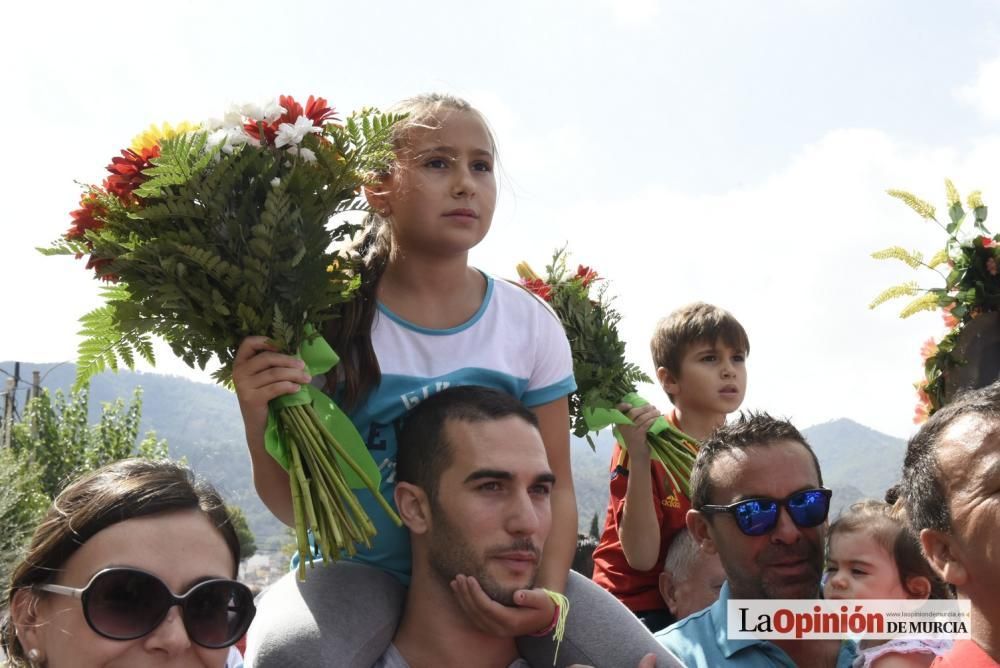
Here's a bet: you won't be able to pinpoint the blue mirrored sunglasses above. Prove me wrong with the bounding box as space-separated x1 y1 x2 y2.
699 488 833 536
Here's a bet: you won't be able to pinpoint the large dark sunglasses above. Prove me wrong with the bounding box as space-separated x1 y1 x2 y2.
36 567 256 649
700 488 833 536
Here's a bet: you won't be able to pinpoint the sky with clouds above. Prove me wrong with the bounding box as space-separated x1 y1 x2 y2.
3 0 1000 439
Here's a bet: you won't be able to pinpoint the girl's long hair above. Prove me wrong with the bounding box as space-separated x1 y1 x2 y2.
325 93 496 408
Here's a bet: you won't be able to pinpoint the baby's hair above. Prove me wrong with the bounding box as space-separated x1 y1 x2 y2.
325 94 496 408
650 302 749 404
828 499 950 599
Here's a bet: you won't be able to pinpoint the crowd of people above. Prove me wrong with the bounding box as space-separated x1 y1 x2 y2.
2 93 998 668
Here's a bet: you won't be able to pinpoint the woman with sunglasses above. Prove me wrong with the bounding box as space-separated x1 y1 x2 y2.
2 459 256 668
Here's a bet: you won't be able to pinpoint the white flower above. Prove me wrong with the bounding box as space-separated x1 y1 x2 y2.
275 116 321 148
271 177 281 187
207 125 251 155
240 99 286 124
288 146 317 163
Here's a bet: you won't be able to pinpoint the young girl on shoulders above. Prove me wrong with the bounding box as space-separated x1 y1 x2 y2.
234 95 676 667
825 500 952 668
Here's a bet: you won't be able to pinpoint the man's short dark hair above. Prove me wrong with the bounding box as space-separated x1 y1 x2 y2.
396 386 539 501
902 380 1000 535
689 411 822 509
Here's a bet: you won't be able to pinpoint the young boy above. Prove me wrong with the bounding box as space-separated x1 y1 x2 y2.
591 302 749 632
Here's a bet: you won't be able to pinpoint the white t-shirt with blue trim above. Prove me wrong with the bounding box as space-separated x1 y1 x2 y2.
339 273 576 582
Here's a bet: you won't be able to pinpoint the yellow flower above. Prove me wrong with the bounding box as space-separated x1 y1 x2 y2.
968 190 984 209
887 189 937 220
516 261 541 282
944 179 960 207
130 121 201 153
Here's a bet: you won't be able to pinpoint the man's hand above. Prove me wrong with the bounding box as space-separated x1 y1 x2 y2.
450 575 556 637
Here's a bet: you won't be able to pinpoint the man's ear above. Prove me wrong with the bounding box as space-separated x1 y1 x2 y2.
659 570 679 618
920 528 967 588
394 482 431 534
656 366 680 397
686 509 717 556
904 575 932 600
10 589 45 662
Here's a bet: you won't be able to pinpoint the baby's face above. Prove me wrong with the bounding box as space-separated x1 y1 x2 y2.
823 530 910 600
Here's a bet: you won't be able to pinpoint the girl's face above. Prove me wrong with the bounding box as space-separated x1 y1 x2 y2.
377 108 496 258
15 510 235 668
824 530 911 600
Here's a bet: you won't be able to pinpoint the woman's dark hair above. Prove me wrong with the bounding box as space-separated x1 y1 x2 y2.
325 93 496 408
828 499 951 600
1 458 240 665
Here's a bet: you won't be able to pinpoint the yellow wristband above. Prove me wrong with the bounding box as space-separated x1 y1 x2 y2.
541 589 569 666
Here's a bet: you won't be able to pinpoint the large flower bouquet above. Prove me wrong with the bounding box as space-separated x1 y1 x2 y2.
869 180 997 421
516 249 699 497
42 95 403 577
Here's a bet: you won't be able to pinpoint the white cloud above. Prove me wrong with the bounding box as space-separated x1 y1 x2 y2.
956 54 1000 120
595 0 661 27
474 125 1000 439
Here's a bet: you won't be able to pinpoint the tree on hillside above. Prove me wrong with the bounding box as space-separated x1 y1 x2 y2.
0 448 48 585
10 386 167 498
1 385 169 580
227 504 257 561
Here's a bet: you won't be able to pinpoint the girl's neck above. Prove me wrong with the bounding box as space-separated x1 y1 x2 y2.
673 407 727 442
378 249 486 329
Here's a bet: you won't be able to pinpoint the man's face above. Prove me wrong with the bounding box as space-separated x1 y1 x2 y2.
425 416 554 606
661 551 727 620
695 441 826 599
932 415 1000 614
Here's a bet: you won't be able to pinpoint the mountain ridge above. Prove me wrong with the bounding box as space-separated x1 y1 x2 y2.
1 362 908 543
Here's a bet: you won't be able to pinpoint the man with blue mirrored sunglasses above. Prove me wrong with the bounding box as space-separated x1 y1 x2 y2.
656 412 857 668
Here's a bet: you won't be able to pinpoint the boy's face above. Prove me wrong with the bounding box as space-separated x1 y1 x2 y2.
662 340 747 415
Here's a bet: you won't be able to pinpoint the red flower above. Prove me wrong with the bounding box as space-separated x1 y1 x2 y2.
244 95 338 145
913 382 932 425
66 192 118 281
981 236 996 248
942 304 959 329
105 145 159 203
575 264 599 288
66 191 107 241
521 277 552 301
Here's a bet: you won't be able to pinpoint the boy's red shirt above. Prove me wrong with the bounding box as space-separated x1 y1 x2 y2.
591 410 692 613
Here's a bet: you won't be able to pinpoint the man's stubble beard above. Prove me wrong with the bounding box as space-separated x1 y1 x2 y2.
723 536 825 600
426 497 540 607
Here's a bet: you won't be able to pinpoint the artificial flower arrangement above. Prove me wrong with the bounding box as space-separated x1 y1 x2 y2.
869 179 996 422
516 249 699 497
42 95 404 578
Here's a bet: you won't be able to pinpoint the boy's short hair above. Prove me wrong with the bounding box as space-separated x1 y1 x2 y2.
650 302 750 391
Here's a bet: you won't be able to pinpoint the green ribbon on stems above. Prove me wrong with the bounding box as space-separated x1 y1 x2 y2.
582 391 699 498
263 326 401 580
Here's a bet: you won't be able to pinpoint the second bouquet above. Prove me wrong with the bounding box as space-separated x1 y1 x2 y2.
44 95 403 577
516 249 700 498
